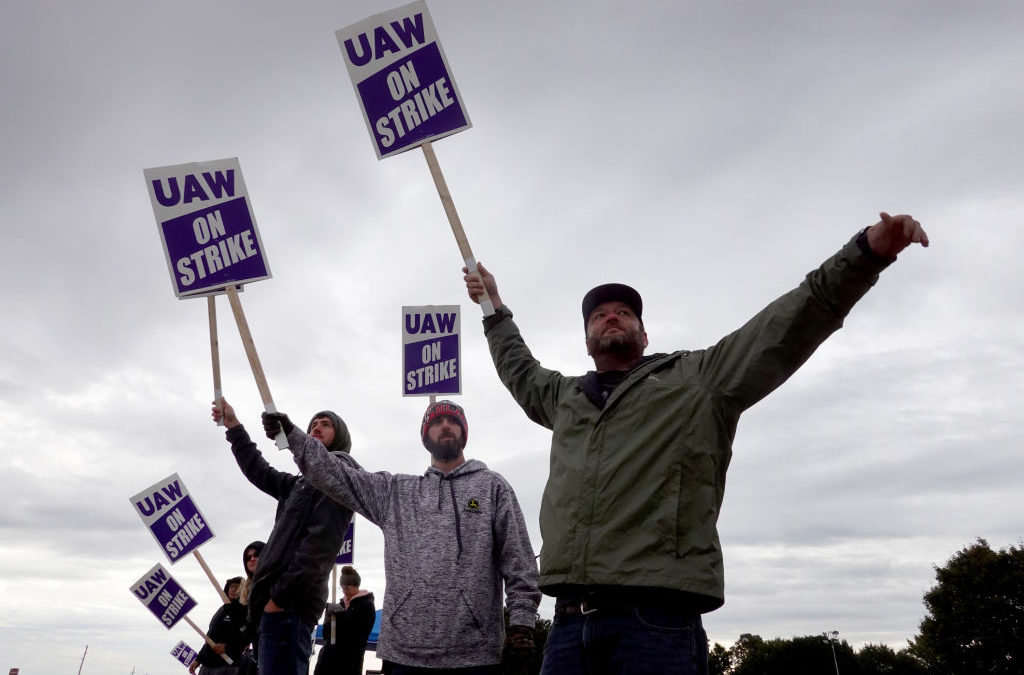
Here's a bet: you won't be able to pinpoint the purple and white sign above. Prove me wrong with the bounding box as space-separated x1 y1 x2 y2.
130 473 215 564
403 305 460 396
171 641 199 669
145 158 271 298
335 519 355 565
336 1 471 159
130 563 197 629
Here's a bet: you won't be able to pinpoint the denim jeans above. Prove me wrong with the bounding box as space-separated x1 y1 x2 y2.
258 608 314 675
389 664 501 675
540 605 709 675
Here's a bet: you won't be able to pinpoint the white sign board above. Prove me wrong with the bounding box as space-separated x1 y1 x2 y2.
171 641 199 669
130 563 197 629
336 1 471 159
145 157 271 297
402 305 460 396
130 473 215 563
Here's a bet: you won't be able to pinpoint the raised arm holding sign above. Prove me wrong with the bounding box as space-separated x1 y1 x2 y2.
211 398 356 675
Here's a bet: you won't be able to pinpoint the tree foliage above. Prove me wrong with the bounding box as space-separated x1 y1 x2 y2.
727 633 860 675
907 538 1024 675
856 643 926 675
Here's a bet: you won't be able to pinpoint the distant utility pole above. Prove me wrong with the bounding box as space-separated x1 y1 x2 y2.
76 645 89 675
822 631 840 675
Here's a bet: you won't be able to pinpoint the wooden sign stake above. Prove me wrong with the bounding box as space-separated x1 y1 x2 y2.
209 296 223 426
421 141 494 316
224 285 288 449
184 614 233 665
193 549 229 604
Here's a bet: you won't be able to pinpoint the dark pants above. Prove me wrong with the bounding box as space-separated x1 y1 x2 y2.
540 605 709 675
258 609 314 675
389 664 502 675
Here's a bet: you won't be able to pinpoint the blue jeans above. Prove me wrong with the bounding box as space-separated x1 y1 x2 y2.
389 665 501 675
540 605 708 675
258 608 313 675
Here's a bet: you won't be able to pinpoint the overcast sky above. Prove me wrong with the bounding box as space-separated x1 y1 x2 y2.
2 1 1022 673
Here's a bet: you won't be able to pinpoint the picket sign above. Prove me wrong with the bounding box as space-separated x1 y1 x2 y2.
334 3 490 315
420 142 493 316
129 474 227 603
224 285 288 449
170 641 199 669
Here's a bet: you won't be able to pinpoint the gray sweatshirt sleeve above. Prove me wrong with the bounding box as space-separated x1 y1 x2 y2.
492 475 541 627
286 427 391 527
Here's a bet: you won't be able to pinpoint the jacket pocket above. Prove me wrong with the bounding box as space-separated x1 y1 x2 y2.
387 588 486 648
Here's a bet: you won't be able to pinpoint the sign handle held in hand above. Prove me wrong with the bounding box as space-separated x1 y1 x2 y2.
184 614 233 665
194 550 229 604
209 296 223 426
420 141 494 317
225 285 288 449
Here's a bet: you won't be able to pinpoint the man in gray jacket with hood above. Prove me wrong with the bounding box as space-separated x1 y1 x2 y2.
263 399 541 675
213 398 355 675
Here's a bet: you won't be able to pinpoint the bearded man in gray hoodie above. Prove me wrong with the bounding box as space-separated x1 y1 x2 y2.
263 400 541 675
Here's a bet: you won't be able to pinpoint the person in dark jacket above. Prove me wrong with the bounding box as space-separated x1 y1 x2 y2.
213 398 355 675
314 565 376 675
236 541 264 675
464 213 929 674
191 577 247 675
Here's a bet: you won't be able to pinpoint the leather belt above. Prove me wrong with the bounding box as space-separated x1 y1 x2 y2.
554 589 703 619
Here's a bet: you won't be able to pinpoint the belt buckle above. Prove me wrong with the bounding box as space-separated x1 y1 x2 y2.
580 597 598 615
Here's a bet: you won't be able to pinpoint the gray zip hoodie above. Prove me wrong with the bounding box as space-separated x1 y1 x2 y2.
285 427 540 669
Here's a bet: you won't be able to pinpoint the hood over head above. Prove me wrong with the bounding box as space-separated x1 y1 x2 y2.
307 410 352 453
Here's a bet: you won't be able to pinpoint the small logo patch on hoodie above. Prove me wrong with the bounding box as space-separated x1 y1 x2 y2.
466 498 480 512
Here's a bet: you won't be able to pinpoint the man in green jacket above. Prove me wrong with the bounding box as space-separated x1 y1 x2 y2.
463 213 928 674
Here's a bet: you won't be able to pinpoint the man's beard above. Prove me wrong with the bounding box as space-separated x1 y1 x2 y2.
586 325 645 359
424 435 465 463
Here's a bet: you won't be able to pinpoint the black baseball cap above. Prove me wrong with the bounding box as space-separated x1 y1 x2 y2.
581 283 643 327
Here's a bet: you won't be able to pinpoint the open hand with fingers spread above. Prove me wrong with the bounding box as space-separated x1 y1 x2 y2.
866 212 930 260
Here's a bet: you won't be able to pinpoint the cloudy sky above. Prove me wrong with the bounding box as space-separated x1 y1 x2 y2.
2 1 1022 673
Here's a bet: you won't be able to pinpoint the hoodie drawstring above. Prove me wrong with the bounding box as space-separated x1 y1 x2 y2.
438 474 464 560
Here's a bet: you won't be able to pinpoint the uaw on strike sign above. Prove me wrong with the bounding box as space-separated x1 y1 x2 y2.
145 158 271 298
171 641 199 669
130 563 197 629
337 0 471 159
403 305 460 396
130 473 215 563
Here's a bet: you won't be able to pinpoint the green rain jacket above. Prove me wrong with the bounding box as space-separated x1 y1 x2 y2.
482 233 889 612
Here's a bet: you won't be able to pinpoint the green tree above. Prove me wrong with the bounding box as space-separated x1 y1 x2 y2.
709 642 732 675
856 643 926 675
730 633 860 675
908 538 1024 674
